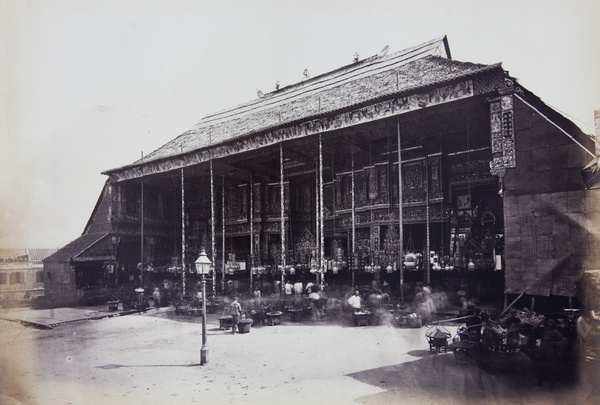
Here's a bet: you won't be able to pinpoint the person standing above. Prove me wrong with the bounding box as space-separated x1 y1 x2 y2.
348 290 362 312
230 297 242 335
294 280 304 296
284 280 294 296
152 287 162 309
253 287 262 312
309 289 324 321
305 282 315 294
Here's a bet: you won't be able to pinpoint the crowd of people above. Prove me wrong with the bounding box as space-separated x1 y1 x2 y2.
121 270 599 398
455 305 583 390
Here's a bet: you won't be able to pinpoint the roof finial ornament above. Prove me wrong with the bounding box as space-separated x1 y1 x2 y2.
303 69 310 80
257 90 264 98
353 52 359 63
377 45 389 58
275 81 280 90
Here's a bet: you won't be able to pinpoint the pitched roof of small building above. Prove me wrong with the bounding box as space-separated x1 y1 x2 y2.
104 36 501 175
43 233 110 263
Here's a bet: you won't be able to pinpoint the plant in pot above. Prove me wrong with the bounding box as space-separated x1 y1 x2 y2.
237 312 253 333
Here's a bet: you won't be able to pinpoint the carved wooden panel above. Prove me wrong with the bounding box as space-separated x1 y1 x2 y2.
428 155 443 200
294 228 317 264
253 183 262 215
403 160 426 204
367 167 378 200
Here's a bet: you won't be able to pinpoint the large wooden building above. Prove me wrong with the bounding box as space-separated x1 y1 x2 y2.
44 37 599 308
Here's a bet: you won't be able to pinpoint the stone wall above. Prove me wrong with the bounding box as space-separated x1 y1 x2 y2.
39 261 78 307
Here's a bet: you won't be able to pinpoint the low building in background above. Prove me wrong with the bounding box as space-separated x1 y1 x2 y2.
0 248 57 307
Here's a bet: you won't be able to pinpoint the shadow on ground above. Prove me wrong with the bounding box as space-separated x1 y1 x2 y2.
347 352 579 405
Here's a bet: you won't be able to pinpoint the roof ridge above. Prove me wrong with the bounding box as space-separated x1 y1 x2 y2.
136 38 453 163
43 233 110 262
198 36 450 127
73 233 110 259
104 37 511 176
199 57 495 135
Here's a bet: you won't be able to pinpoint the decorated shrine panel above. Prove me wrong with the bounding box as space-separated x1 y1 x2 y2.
264 221 288 234
253 183 262 215
225 184 248 223
331 204 449 230
323 183 334 218
265 183 289 221
428 155 443 200
381 225 400 267
291 181 313 222
293 228 317 265
402 160 426 204
224 223 251 235
335 160 426 212
377 163 390 205
354 228 372 269
489 94 516 177
447 160 494 185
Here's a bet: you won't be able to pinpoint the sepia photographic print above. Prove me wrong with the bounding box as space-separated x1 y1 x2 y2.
1 1 599 404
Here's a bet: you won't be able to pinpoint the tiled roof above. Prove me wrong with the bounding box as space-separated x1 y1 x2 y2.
0 248 28 261
105 37 498 174
82 180 111 235
28 249 58 261
43 234 110 263
0 248 58 262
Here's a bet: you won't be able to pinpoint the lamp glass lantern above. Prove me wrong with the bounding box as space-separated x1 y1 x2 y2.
194 250 212 365
195 250 212 275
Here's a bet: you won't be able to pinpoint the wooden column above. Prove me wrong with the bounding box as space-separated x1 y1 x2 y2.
181 166 186 296
140 152 144 288
249 174 254 293
425 148 431 285
397 119 404 304
315 161 320 286
210 160 216 298
222 177 226 294
351 148 356 290
425 141 431 286
280 144 286 293
319 134 325 292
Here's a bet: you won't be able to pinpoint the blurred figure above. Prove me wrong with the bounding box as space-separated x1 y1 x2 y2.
577 309 600 400
284 280 294 296
253 287 262 312
229 297 242 335
152 287 162 309
535 318 568 388
501 309 522 350
466 308 483 343
294 280 303 295
348 290 362 312
305 282 315 294
413 286 432 325
309 289 324 320
273 279 281 295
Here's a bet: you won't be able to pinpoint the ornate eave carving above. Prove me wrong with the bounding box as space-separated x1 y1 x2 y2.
109 79 477 183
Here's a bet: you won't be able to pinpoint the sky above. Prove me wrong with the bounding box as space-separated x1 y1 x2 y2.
1 0 599 249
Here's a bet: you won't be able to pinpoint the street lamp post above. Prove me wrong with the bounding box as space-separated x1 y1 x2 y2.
195 250 212 365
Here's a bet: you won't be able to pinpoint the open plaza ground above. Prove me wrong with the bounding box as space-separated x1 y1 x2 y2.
1 304 596 405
